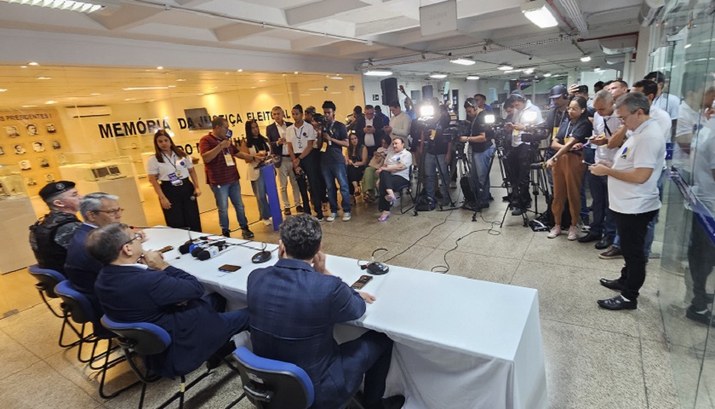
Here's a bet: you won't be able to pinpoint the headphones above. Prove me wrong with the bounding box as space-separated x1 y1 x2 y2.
464 98 477 109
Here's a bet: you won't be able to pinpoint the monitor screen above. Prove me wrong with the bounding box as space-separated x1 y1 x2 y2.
107 165 121 175
92 167 110 179
184 107 213 130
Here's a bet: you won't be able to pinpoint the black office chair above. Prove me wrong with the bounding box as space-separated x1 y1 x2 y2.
27 265 81 348
54 281 129 399
227 346 315 409
100 315 216 409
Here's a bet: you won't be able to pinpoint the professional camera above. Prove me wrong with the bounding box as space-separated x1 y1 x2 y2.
311 113 329 134
520 123 551 143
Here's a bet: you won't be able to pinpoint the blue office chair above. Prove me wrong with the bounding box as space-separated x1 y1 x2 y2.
100 315 214 409
54 281 130 399
227 346 315 409
27 265 81 348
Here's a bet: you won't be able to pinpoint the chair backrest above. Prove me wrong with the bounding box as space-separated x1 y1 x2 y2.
100 315 171 356
54 280 96 324
233 346 314 409
28 264 66 298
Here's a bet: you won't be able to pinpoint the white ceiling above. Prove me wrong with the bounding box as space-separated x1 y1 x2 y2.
0 0 651 107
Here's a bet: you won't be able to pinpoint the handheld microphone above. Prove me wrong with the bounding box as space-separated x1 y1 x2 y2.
196 246 221 261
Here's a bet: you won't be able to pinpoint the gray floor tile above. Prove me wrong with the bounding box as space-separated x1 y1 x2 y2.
0 360 100 408
0 303 71 359
413 248 520 284
542 319 647 409
642 339 680 409
0 329 41 381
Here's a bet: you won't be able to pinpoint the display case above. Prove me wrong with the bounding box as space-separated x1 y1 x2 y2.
0 164 41 273
59 155 147 227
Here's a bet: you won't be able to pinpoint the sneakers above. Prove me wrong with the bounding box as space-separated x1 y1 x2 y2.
262 218 272 226
567 226 579 241
599 246 623 259
326 213 337 222
241 228 254 239
547 226 561 238
342 212 351 221
686 306 715 326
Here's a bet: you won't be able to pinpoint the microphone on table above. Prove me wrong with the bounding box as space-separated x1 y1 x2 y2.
192 240 230 261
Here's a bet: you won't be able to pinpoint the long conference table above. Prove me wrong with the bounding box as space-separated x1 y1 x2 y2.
142 227 547 409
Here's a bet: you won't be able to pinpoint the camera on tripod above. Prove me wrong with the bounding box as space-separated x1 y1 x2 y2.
520 123 551 143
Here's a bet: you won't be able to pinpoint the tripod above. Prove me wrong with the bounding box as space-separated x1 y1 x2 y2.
413 138 456 216
499 144 552 228
448 142 483 221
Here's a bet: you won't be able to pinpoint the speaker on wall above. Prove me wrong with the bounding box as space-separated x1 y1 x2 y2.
422 85 434 99
381 78 398 106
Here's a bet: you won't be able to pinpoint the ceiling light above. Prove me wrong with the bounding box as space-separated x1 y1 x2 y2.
364 70 393 77
237 69 243 72
176 79 186 82
523 68 534 74
521 0 558 28
2 0 104 13
156 66 164 70
0 88 6 92
466 76 480 80
90 92 101 96
28 61 39 66
294 71 299 75
429 73 448 79
329 76 344 80
20 65 27 68
497 64 514 71
594 67 603 72
122 86 172 91
450 58 476 66
684 43 692 49
543 73 552 77
22 105 37 108
580 55 592 62
37 76 52 80
45 100 56 104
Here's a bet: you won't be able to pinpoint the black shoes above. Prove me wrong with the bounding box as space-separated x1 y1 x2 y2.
578 231 601 243
241 228 254 239
221 229 231 237
599 246 623 259
599 277 625 291
597 295 637 310
686 306 715 326
595 237 613 250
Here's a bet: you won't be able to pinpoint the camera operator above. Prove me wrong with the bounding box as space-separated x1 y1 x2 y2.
505 92 544 215
459 97 495 210
418 104 453 208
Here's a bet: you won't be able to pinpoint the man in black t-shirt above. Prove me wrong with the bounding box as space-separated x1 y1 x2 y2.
318 100 351 222
459 98 495 210
419 106 452 208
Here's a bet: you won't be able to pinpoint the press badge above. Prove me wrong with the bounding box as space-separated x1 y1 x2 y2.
224 152 235 166
167 172 183 186
552 127 559 140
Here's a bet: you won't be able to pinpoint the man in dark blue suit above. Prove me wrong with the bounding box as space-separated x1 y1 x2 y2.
247 215 403 409
65 192 123 316
89 223 248 378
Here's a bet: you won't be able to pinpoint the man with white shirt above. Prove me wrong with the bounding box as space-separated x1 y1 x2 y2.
383 100 411 144
579 91 622 249
505 92 543 216
645 71 680 124
287 104 319 218
267 106 301 216
592 92 665 310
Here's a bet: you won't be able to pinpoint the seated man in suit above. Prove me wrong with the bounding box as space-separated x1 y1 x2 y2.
248 214 403 409
88 223 248 378
64 192 123 316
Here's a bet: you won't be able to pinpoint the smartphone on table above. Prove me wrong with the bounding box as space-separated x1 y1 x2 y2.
351 275 373 290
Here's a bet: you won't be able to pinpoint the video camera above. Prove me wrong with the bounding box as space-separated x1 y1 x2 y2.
520 123 551 143
311 113 330 135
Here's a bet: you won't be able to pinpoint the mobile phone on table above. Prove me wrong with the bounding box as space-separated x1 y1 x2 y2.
218 264 241 272
351 275 373 290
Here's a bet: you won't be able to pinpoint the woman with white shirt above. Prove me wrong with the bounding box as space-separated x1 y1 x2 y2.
147 129 202 231
376 136 412 222
241 119 272 225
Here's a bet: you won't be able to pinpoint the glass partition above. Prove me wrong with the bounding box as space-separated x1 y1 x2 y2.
653 2 715 408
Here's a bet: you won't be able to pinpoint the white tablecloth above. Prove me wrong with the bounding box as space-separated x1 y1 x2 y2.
143 227 547 409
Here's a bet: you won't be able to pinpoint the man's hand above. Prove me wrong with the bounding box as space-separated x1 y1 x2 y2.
383 125 392 135
312 251 329 275
358 291 376 304
142 250 170 270
591 135 608 146
364 125 374 133
218 139 232 150
571 142 584 151
589 163 610 177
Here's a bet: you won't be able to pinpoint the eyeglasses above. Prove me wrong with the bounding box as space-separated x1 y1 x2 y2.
122 232 143 247
94 208 124 215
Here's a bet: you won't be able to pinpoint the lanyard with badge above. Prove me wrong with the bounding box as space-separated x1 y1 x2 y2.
294 124 305 151
162 152 184 186
222 130 235 167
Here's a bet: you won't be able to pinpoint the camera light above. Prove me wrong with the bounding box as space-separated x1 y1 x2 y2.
483 114 496 124
364 70 393 77
466 75 480 80
419 105 435 118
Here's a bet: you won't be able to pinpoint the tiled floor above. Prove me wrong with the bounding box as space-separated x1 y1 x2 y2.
0 171 712 408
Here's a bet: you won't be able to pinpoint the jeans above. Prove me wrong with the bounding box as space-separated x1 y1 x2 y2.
614 210 658 300
278 157 301 209
321 161 351 213
250 175 271 220
588 173 616 238
580 148 595 222
210 181 249 231
506 143 533 209
424 152 450 205
470 144 496 205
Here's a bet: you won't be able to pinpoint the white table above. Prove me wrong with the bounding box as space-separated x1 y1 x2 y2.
143 227 547 409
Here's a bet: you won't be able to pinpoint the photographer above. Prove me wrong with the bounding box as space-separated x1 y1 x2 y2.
459 98 495 210
317 101 351 222
505 92 544 215
419 104 453 208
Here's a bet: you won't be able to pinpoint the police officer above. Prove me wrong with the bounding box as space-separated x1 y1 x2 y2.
29 180 82 273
